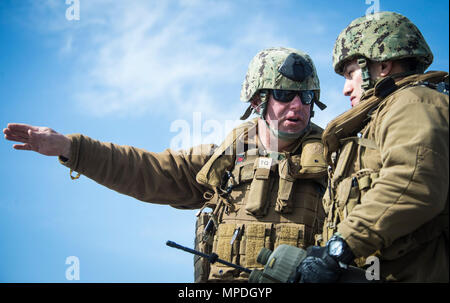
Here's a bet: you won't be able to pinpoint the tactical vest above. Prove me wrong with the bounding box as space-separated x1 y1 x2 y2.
194 118 328 282
319 71 449 267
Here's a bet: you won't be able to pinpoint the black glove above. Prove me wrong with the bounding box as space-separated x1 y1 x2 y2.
298 234 355 283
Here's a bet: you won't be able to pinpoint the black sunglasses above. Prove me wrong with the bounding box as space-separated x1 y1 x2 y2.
271 89 315 105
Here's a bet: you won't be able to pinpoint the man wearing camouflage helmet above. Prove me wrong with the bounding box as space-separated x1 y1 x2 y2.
297 11 449 282
4 47 328 282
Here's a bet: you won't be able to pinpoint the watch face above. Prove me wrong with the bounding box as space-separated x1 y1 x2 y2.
328 240 344 257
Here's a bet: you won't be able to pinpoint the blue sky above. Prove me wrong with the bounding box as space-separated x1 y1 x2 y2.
0 0 448 282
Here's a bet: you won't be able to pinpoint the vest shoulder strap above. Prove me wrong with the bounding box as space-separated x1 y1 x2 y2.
196 118 257 189
340 136 377 150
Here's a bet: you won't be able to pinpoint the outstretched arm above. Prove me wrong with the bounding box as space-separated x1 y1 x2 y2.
3 123 71 159
4 122 214 209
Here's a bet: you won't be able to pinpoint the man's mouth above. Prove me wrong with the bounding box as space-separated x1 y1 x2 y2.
284 117 302 126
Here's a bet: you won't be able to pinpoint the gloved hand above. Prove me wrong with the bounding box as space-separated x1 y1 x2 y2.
298 234 355 283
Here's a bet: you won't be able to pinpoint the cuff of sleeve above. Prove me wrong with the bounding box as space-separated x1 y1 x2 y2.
338 224 376 258
338 224 382 258
58 134 82 170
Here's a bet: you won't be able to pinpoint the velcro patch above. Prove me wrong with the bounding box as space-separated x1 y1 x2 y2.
257 157 273 169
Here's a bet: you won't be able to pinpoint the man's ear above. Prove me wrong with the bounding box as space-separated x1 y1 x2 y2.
379 61 393 77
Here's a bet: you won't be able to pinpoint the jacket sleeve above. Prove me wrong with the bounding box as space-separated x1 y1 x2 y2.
59 134 216 209
338 87 449 257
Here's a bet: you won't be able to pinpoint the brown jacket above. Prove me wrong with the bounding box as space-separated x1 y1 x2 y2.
60 135 215 209
323 72 449 282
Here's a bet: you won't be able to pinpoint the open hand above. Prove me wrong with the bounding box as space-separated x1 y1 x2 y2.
3 123 71 158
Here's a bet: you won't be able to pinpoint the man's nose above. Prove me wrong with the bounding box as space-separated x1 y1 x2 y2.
289 94 306 109
343 79 353 96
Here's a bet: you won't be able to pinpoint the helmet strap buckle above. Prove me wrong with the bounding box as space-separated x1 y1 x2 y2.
357 58 374 91
240 90 269 121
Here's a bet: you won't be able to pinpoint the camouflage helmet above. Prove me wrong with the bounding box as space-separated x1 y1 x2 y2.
333 11 433 75
240 47 320 102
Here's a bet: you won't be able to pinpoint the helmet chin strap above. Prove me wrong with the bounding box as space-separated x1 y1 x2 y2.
357 58 375 91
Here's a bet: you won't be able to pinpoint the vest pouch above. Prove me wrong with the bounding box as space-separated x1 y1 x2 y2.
319 186 333 245
194 211 213 283
332 140 356 183
274 223 306 249
356 169 379 196
276 158 295 213
245 158 273 217
345 178 361 217
210 223 242 280
322 186 332 215
240 223 273 268
335 176 361 221
290 141 327 179
232 153 259 184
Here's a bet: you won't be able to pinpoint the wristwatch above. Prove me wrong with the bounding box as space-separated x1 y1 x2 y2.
326 234 354 268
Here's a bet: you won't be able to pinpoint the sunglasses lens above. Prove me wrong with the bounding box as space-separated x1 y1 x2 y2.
300 91 314 105
272 90 296 102
272 90 314 105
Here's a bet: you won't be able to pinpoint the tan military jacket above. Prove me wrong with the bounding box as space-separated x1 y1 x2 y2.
322 71 449 282
60 119 327 282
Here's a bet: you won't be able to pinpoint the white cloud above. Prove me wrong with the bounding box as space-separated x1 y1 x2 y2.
32 0 346 123
64 1 241 119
